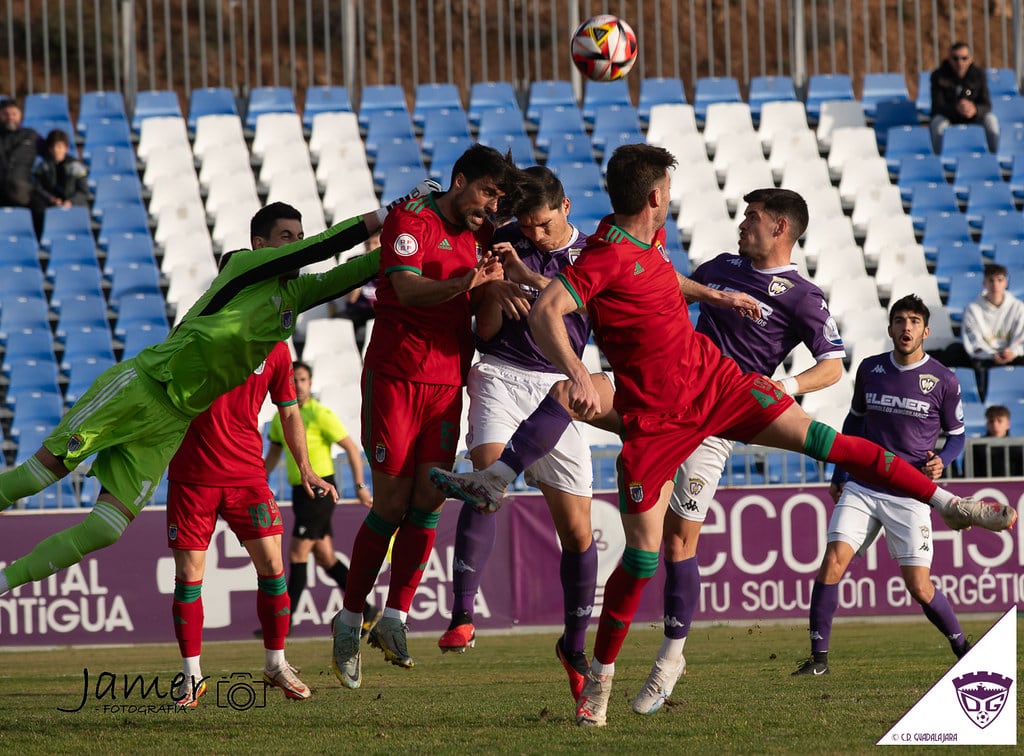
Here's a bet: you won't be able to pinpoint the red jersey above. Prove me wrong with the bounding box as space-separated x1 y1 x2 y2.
557 217 722 415
167 341 296 486
364 192 492 386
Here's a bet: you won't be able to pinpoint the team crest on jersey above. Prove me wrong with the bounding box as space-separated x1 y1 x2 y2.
394 233 419 257
375 443 386 464
66 434 84 453
656 241 669 263
629 482 644 503
918 374 939 394
688 476 706 497
823 316 843 346
253 359 267 375
168 524 178 541
281 308 294 330
568 250 580 264
768 276 793 296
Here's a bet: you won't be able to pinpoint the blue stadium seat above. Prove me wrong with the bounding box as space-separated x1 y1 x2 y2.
108 261 162 308
694 76 742 125
413 83 462 128
0 292 51 332
591 105 641 154
873 99 920 149
22 477 80 510
40 206 92 252
54 293 109 334
188 87 239 131
372 139 425 190
544 132 594 167
302 85 352 130
598 132 646 173
4 356 61 396
117 320 169 359
535 106 587 157
638 76 687 126
132 90 183 133
379 164 429 207
91 174 145 222
103 232 157 276
358 84 409 129
86 145 138 190
915 70 932 119
0 264 45 299
991 238 1024 267
1008 152 1024 200
582 79 632 127
65 355 117 407
860 73 911 119
884 125 933 174
569 190 612 231
77 91 128 136
478 132 534 167
978 211 1024 258
0 206 36 243
953 368 982 404
363 109 416 159
476 107 527 141
427 136 474 182
920 214 973 261
551 161 603 194
420 108 470 157
951 153 1002 201
246 86 297 131
50 262 105 304
986 68 1020 98
908 182 959 231
806 73 855 122
939 124 990 170
11 424 56 468
59 324 116 374
747 75 797 123
2 236 41 268
6 387 63 427
46 233 98 270
526 80 576 127
985 366 1023 406
81 117 133 163
896 154 946 202
932 241 983 292
945 271 980 324
1 327 56 364
996 121 1024 170
24 92 71 126
991 95 1024 128
97 205 151 250
963 180 1016 229
114 292 168 330
467 81 519 129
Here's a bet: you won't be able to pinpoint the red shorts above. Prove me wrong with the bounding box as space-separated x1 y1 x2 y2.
618 367 794 513
166 481 284 549
361 370 462 478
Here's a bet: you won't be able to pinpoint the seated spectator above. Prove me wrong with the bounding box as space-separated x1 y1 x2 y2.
0 97 38 209
929 41 999 152
970 405 1024 477
30 128 89 235
943 263 1024 400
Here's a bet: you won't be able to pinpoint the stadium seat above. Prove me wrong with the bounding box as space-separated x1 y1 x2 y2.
535 106 587 157
895 153 946 202
420 108 470 157
50 261 104 304
945 271 981 324
4 355 61 396
192 113 246 164
91 173 145 222
836 156 891 209
873 243 929 298
953 368 982 404
598 131 647 174
6 387 63 427
132 90 183 133
371 139 425 190
476 106 528 142
477 132 534 167
251 112 306 164
964 180 1017 229
103 232 157 276
39 206 91 252
379 164 429 207
358 84 409 129
1 236 40 271
702 101 754 156
551 161 603 194
77 91 128 137
427 136 474 181
978 211 1024 258
308 111 361 163
65 355 116 406
245 86 297 131
693 76 742 125
97 204 151 250
115 291 169 330
59 324 116 372
827 126 880 181
85 144 138 191
951 152 1002 201
363 109 417 159
54 293 109 333
986 68 1020 98
12 422 57 466
118 320 170 359
991 238 1024 267
1 326 56 366
985 365 1023 406
136 116 190 165
850 183 904 238
815 99 866 152
920 212 973 260
713 131 767 183
638 77 686 126
873 98 919 149
23 93 74 144
413 82 462 128
302 85 353 131
939 124 991 170
1008 152 1024 201
187 87 239 132
0 263 44 301
591 105 641 155
811 241 867 296
908 182 959 231
884 124 933 173
108 261 162 308
991 95 1024 128
0 206 36 243
747 75 797 123
806 73 855 121
862 212 917 268
932 240 984 292
582 79 633 127
757 100 809 152
914 70 932 119
996 121 1024 170
467 81 520 130
860 72 911 119
647 103 698 146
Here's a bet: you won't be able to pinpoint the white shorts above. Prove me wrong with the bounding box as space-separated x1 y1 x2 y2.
828 481 934 567
466 356 593 496
668 436 733 521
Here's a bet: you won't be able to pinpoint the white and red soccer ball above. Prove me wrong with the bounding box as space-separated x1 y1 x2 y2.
570 14 638 82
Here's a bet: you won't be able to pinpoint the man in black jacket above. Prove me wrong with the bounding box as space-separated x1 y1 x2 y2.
929 41 999 152
0 98 39 209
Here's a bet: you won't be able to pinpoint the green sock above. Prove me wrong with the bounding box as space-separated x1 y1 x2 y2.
0 456 62 510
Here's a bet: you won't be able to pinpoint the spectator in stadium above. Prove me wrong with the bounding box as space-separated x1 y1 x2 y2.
794 295 970 676
329 145 520 690
0 97 38 210
435 167 602 705
30 128 89 235
943 262 1024 400
338 232 381 353
929 41 999 152
428 143 1015 727
0 181 434 601
263 360 380 637
970 405 1024 477
165 203 326 707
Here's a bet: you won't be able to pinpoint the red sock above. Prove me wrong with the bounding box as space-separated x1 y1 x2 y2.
256 572 289 651
828 433 937 502
593 565 652 666
172 579 203 659
343 514 397 614
387 515 438 613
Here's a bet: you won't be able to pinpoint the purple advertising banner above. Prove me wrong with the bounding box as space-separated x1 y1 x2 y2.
0 482 1021 646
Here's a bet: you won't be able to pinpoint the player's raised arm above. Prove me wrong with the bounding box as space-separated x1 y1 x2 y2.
676 271 761 319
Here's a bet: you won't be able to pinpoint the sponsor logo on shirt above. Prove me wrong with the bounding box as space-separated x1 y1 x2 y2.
394 233 419 257
918 374 939 394
439 238 452 250
768 276 794 296
823 316 843 346
865 392 931 413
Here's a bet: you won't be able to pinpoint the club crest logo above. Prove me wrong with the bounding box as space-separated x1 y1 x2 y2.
168 524 178 541
394 233 419 257
688 476 706 497
823 316 843 346
768 276 793 296
952 671 1013 729
918 373 939 394
629 482 644 503
375 443 386 464
66 434 84 453
281 309 294 330
656 241 669 263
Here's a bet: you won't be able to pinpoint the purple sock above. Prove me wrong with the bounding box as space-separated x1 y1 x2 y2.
921 589 966 650
809 580 839 654
663 556 700 639
561 540 597 654
450 502 498 617
497 395 572 475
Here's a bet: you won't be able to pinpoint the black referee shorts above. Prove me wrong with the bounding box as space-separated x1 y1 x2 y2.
291 474 337 540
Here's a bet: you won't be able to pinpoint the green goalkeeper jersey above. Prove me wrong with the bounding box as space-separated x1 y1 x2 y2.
133 216 378 417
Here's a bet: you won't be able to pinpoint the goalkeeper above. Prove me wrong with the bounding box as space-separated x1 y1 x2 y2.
0 190 430 595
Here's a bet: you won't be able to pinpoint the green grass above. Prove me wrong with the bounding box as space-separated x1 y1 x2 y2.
0 619 1019 754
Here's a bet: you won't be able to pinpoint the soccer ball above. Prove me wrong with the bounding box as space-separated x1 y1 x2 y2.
570 14 638 82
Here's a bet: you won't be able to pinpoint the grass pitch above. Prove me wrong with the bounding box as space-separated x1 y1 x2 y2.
0 618 1019 754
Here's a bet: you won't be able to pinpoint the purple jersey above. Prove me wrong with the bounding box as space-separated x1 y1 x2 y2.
691 253 845 375
477 224 591 372
850 353 965 489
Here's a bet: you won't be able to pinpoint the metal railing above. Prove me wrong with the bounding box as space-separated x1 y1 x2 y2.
3 1 1022 117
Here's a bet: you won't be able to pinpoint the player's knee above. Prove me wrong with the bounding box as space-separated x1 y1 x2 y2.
78 510 127 552
546 379 573 410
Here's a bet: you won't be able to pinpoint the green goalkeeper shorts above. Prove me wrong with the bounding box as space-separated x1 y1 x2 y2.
44 360 192 516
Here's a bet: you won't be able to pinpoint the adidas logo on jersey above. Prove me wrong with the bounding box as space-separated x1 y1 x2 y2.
633 261 645 276
439 238 452 250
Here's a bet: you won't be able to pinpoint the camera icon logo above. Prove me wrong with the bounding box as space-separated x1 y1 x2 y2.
216 672 267 711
